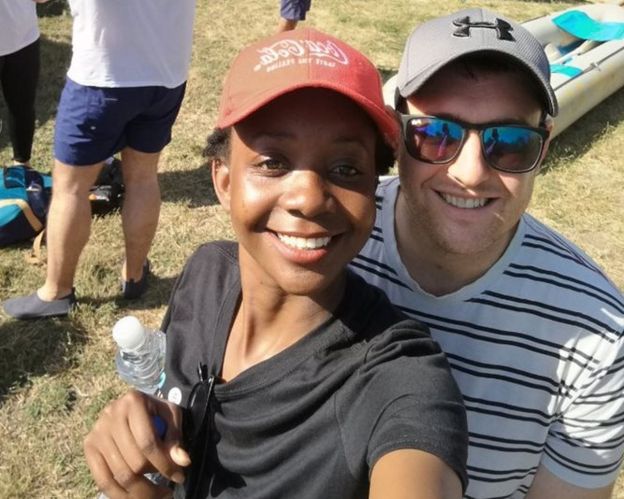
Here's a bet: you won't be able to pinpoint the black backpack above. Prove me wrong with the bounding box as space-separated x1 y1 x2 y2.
89 157 124 215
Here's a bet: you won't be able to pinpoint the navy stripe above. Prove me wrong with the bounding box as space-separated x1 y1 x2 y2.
449 354 569 393
504 269 624 316
469 431 545 450
606 357 624 376
353 253 399 276
551 429 624 451
480 290 620 339
399 307 597 369
349 261 410 290
451 362 561 399
561 411 624 429
466 406 550 428
545 444 623 474
468 297 614 342
467 464 537 482
522 241 598 273
463 394 554 421
580 386 624 403
508 263 624 312
524 231 602 274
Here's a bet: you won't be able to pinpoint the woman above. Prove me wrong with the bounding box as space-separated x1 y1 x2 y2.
0 0 48 166
84 28 468 499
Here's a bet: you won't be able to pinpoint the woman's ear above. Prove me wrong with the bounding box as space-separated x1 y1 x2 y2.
211 158 231 212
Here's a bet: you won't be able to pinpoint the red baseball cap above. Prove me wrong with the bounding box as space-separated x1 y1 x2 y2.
216 27 399 148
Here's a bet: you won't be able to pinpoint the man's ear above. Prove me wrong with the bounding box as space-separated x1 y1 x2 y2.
211 158 231 212
540 115 555 163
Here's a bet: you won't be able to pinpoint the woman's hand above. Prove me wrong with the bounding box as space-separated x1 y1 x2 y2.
84 390 190 499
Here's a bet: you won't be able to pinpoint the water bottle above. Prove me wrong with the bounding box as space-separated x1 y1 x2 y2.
113 315 166 395
97 316 168 498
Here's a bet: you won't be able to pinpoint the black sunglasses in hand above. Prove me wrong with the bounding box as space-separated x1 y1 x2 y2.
183 362 217 499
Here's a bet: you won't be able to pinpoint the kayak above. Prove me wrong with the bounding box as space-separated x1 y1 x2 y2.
382 2 624 138
523 2 624 137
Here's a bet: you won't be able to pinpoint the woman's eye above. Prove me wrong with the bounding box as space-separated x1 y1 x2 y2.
256 158 287 172
332 164 359 178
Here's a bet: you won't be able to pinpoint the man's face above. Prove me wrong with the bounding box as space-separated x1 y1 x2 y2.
396 67 549 263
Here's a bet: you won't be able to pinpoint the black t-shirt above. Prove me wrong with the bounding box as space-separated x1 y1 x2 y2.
161 241 467 498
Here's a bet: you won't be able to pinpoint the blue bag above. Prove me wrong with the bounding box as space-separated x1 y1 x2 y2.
0 165 52 246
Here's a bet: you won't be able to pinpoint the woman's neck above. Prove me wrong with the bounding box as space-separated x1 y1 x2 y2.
221 258 347 381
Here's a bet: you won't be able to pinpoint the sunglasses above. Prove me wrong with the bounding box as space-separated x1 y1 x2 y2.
183 362 217 499
399 114 549 173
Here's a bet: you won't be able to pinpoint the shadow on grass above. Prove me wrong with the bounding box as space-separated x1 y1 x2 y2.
542 86 624 172
159 162 218 207
112 275 179 313
0 317 87 403
0 273 178 402
0 35 70 160
36 0 70 17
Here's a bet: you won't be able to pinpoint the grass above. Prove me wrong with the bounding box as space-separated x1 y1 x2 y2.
0 0 622 497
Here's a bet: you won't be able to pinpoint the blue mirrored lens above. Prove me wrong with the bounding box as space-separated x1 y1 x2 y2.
409 118 464 162
482 126 543 171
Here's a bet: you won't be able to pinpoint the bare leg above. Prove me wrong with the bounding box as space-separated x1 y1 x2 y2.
39 160 104 300
120 146 161 282
277 18 298 32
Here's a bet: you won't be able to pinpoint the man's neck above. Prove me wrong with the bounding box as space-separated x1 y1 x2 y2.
394 193 515 297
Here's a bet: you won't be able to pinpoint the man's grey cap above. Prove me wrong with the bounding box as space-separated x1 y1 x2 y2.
396 8 558 116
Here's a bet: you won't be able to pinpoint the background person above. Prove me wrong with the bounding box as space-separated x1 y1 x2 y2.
3 0 197 319
0 0 50 167
84 28 468 499
277 0 312 31
351 8 624 499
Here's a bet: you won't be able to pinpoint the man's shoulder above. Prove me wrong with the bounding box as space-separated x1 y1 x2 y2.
518 213 623 324
520 213 619 287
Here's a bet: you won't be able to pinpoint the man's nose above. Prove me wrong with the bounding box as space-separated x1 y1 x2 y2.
446 132 491 188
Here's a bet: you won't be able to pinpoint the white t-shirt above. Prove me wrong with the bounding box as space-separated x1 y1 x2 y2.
67 0 196 88
0 0 40 57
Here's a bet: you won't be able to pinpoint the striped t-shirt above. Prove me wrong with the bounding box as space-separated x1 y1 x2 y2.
351 177 624 498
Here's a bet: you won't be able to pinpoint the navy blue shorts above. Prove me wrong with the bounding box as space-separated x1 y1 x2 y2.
280 0 311 20
54 78 186 166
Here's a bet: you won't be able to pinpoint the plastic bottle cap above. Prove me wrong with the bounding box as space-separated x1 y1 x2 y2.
112 315 146 351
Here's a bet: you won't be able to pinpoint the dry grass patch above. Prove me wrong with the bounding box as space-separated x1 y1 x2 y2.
0 0 622 497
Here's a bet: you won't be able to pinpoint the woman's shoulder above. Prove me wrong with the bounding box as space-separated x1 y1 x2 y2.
187 240 238 268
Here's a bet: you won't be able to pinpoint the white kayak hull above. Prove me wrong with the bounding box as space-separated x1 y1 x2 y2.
523 3 624 137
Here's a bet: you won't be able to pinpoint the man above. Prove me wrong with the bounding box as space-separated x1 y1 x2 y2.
351 8 624 498
3 0 197 319
277 0 312 32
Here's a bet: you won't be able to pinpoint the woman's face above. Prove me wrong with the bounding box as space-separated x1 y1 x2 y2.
213 88 379 299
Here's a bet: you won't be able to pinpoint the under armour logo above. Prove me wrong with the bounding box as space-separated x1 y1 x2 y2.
452 16 515 41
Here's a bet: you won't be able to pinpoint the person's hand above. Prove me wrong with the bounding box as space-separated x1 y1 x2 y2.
84 390 190 499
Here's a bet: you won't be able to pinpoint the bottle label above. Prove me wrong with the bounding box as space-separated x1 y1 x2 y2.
167 386 182 405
